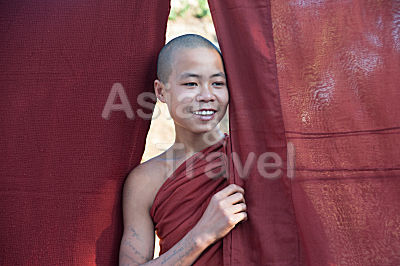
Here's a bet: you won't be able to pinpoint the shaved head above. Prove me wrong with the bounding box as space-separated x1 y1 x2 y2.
157 34 222 83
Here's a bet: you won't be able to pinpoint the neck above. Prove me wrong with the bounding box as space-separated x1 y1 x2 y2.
172 127 225 157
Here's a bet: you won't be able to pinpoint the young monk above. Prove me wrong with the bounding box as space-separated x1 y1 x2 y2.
119 34 247 266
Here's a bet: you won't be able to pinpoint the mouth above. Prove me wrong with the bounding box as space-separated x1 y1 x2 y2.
191 109 217 121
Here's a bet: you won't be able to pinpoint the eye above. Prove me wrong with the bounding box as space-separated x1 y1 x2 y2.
183 82 198 87
212 81 226 87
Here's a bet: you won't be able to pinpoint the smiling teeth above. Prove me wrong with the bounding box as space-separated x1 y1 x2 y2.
193 110 215 116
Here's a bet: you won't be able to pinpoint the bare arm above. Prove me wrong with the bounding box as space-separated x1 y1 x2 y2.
119 166 247 266
119 166 156 265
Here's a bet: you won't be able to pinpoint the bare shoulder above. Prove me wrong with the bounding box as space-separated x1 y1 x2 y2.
123 153 171 211
120 155 171 264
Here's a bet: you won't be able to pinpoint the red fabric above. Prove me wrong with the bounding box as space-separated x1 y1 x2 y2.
2 0 399 265
210 0 400 265
150 134 230 265
209 0 300 265
272 1 400 265
0 1 169 265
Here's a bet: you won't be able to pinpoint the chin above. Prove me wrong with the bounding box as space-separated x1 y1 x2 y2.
195 124 221 134
179 123 218 135
176 116 221 133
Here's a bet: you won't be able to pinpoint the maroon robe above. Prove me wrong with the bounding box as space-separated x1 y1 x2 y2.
150 134 230 265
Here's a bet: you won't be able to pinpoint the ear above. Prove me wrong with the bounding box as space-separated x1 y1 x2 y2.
154 79 167 103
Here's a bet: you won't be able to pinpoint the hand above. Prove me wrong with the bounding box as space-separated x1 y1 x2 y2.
192 184 247 247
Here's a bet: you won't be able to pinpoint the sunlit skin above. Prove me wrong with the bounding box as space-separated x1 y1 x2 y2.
154 47 229 155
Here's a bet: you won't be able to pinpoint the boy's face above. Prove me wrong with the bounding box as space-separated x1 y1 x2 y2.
156 47 229 134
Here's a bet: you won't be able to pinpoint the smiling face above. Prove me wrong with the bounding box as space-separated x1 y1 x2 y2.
155 47 229 135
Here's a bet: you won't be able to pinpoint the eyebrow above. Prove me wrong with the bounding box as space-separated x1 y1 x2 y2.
179 73 201 79
179 72 226 79
210 72 226 78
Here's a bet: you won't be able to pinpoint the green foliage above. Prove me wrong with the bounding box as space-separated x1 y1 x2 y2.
168 0 211 21
194 0 210 19
169 0 190 21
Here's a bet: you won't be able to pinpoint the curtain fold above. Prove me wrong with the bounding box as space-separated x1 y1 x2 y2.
0 1 170 265
209 0 301 265
210 0 400 265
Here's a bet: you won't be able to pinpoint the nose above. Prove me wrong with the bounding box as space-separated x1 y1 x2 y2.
196 84 215 102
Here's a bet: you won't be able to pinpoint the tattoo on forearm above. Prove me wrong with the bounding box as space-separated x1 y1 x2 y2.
176 239 195 266
122 226 152 260
161 245 184 264
123 239 150 261
160 238 196 265
129 226 141 240
120 251 139 265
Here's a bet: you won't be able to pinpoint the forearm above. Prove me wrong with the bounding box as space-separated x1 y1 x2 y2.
143 228 212 266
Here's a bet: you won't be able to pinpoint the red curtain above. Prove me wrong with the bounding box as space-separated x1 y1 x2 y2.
2 0 399 265
210 0 400 265
272 1 400 265
209 1 300 265
0 1 169 265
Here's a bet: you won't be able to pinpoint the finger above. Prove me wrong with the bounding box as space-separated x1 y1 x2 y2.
227 202 247 214
215 184 244 199
232 212 248 225
224 192 245 205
